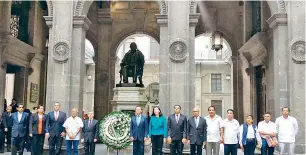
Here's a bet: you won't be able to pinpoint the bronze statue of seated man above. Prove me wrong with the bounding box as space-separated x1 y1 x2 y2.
118 42 145 86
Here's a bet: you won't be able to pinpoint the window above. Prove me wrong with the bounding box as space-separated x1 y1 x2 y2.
211 100 222 117
211 74 222 92
10 1 30 43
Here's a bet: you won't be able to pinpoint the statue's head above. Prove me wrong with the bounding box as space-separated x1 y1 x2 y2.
130 42 137 51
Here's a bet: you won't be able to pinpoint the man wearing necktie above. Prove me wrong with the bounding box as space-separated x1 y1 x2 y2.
82 112 99 155
45 102 67 155
11 104 29 155
167 105 187 155
187 108 207 155
130 106 148 155
2 106 13 152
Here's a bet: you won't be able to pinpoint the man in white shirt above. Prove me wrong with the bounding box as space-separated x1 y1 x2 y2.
258 112 277 155
221 109 239 155
205 106 223 155
275 107 299 155
63 108 84 155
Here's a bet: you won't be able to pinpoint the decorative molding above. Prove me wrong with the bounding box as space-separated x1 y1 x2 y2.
169 39 188 63
73 16 92 30
53 42 70 63
97 8 112 24
190 0 197 14
155 14 168 27
43 16 53 28
291 41 305 64
278 0 286 13
158 0 167 15
46 0 53 16
267 13 287 29
75 1 85 16
189 14 200 27
98 71 109 84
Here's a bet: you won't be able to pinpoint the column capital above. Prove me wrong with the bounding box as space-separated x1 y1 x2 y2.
156 14 168 27
267 13 287 29
189 13 200 27
43 16 53 28
73 16 92 30
97 8 112 24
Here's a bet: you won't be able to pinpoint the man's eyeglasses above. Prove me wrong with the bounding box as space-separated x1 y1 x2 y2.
18 107 24 108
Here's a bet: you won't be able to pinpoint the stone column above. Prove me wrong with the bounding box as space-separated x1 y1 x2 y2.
167 1 191 115
0 1 11 112
287 1 305 153
71 16 91 115
267 13 289 117
156 14 169 114
94 8 112 120
189 14 199 112
108 57 116 112
43 1 74 114
84 64 95 112
13 67 28 104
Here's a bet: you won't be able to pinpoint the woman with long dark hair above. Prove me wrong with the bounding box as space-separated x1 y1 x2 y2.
239 115 260 155
148 106 167 155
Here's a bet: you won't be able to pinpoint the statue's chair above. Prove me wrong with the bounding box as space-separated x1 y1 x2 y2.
119 64 143 86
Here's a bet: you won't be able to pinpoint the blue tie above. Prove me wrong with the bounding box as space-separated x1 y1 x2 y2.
137 115 140 126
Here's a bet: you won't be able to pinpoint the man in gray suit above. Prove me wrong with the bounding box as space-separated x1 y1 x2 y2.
187 108 207 155
167 105 187 155
82 111 98 155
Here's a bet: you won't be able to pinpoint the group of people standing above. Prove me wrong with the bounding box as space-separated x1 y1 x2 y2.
130 105 299 155
0 101 99 155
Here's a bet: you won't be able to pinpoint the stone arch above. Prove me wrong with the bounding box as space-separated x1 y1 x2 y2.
111 30 160 58
75 0 167 16
266 1 286 14
46 0 53 16
157 0 167 15
190 0 197 14
86 31 98 55
74 1 93 16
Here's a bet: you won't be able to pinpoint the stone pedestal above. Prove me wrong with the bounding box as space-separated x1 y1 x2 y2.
111 87 147 111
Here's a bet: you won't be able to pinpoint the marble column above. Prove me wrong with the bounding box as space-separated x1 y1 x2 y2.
156 14 169 115
94 8 112 120
287 1 305 153
0 1 11 112
267 13 289 117
71 16 91 115
167 1 191 115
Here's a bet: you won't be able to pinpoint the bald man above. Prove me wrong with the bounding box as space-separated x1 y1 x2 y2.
63 108 84 155
187 108 207 155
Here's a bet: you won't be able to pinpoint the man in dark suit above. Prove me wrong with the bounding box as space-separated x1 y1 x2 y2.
11 104 29 155
2 106 13 152
187 108 207 155
0 113 5 153
82 111 98 155
130 106 148 155
9 98 18 113
29 105 47 155
45 102 67 155
167 105 187 155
